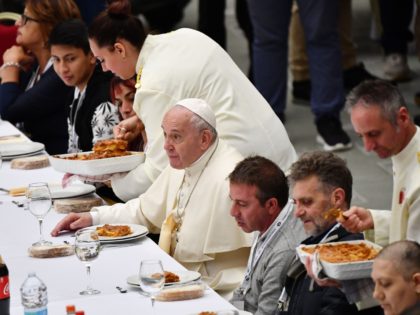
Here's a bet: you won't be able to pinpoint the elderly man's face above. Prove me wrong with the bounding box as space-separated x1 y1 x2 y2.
229 183 272 234
372 259 420 315
350 103 405 159
292 176 336 236
162 107 208 169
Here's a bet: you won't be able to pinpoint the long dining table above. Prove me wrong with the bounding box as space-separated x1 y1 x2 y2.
0 120 241 315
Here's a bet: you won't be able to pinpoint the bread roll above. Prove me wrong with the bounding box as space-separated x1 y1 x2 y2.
28 244 74 258
10 155 50 170
54 197 103 213
156 283 205 301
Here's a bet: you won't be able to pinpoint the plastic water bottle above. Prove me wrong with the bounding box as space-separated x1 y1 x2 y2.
20 273 48 315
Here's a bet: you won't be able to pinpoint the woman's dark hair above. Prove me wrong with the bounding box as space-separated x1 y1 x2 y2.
88 0 146 51
109 76 135 103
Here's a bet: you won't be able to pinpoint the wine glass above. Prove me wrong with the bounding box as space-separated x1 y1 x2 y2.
139 260 165 313
26 182 52 246
75 229 101 295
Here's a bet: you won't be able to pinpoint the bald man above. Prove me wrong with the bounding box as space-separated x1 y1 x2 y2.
52 99 252 293
372 240 420 315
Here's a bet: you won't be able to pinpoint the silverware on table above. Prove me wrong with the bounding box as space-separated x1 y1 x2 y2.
0 188 9 193
12 200 25 208
116 286 127 293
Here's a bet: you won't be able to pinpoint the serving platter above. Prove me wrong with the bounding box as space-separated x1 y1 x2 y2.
49 151 145 176
296 240 382 280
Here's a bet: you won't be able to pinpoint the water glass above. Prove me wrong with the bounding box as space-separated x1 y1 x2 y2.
75 229 101 295
139 260 165 313
26 182 52 246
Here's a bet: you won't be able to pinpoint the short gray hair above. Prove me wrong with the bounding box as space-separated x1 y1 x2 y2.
345 80 406 126
190 113 218 143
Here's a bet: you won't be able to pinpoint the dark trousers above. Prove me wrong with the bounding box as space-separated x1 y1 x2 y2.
379 0 414 55
198 0 254 79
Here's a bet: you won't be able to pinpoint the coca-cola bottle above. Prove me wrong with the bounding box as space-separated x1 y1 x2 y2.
0 255 10 315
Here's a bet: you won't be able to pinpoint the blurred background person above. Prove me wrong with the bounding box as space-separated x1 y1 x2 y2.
0 0 80 154
371 240 420 315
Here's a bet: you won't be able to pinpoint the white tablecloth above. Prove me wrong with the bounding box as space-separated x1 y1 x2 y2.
0 121 239 315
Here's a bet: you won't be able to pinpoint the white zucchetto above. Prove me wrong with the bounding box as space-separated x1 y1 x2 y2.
176 98 216 129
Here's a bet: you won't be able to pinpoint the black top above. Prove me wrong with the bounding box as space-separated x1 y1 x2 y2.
66 65 113 152
279 225 362 315
0 65 71 154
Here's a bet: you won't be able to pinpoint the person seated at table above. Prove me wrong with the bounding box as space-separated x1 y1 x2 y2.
229 156 305 314
278 151 382 315
371 240 420 315
51 98 253 294
110 76 146 151
49 19 120 153
0 0 81 154
86 0 297 202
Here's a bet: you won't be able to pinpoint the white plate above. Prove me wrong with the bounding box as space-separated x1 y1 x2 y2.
49 151 145 176
0 142 44 159
48 183 96 199
79 224 148 243
127 270 201 287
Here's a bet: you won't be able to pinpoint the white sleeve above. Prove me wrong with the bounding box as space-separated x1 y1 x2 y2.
110 164 154 202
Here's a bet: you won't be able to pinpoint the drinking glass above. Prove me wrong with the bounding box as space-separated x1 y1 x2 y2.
26 182 52 246
139 260 165 313
75 229 101 295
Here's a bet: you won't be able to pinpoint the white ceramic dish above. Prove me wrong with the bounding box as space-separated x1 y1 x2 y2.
127 270 201 287
79 224 148 243
296 240 382 280
0 142 44 159
49 151 145 176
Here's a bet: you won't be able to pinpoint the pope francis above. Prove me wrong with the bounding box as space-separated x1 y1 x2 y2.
51 98 253 293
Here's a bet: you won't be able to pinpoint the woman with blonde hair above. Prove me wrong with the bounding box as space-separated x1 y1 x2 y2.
0 0 80 153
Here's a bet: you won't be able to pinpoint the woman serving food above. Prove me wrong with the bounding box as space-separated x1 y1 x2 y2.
86 0 297 202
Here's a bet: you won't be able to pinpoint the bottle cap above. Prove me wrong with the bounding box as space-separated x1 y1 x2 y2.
66 305 76 313
75 311 85 315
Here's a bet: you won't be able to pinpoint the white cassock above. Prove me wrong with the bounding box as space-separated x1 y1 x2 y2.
366 126 420 245
92 139 253 292
111 28 297 201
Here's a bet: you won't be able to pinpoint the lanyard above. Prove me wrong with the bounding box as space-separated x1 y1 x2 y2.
238 200 294 295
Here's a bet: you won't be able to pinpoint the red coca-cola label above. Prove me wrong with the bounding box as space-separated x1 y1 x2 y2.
0 276 10 299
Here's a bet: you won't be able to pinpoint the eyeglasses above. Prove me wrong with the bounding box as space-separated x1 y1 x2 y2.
21 14 41 26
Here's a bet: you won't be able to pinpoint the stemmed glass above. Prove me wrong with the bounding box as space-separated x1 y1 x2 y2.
139 260 165 314
74 229 101 295
26 182 52 246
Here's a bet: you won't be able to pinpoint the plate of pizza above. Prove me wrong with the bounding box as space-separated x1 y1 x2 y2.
79 224 148 243
127 270 201 287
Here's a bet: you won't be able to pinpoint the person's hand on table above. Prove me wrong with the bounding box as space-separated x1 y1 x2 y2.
338 206 374 233
304 256 341 288
51 212 93 236
114 115 143 143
